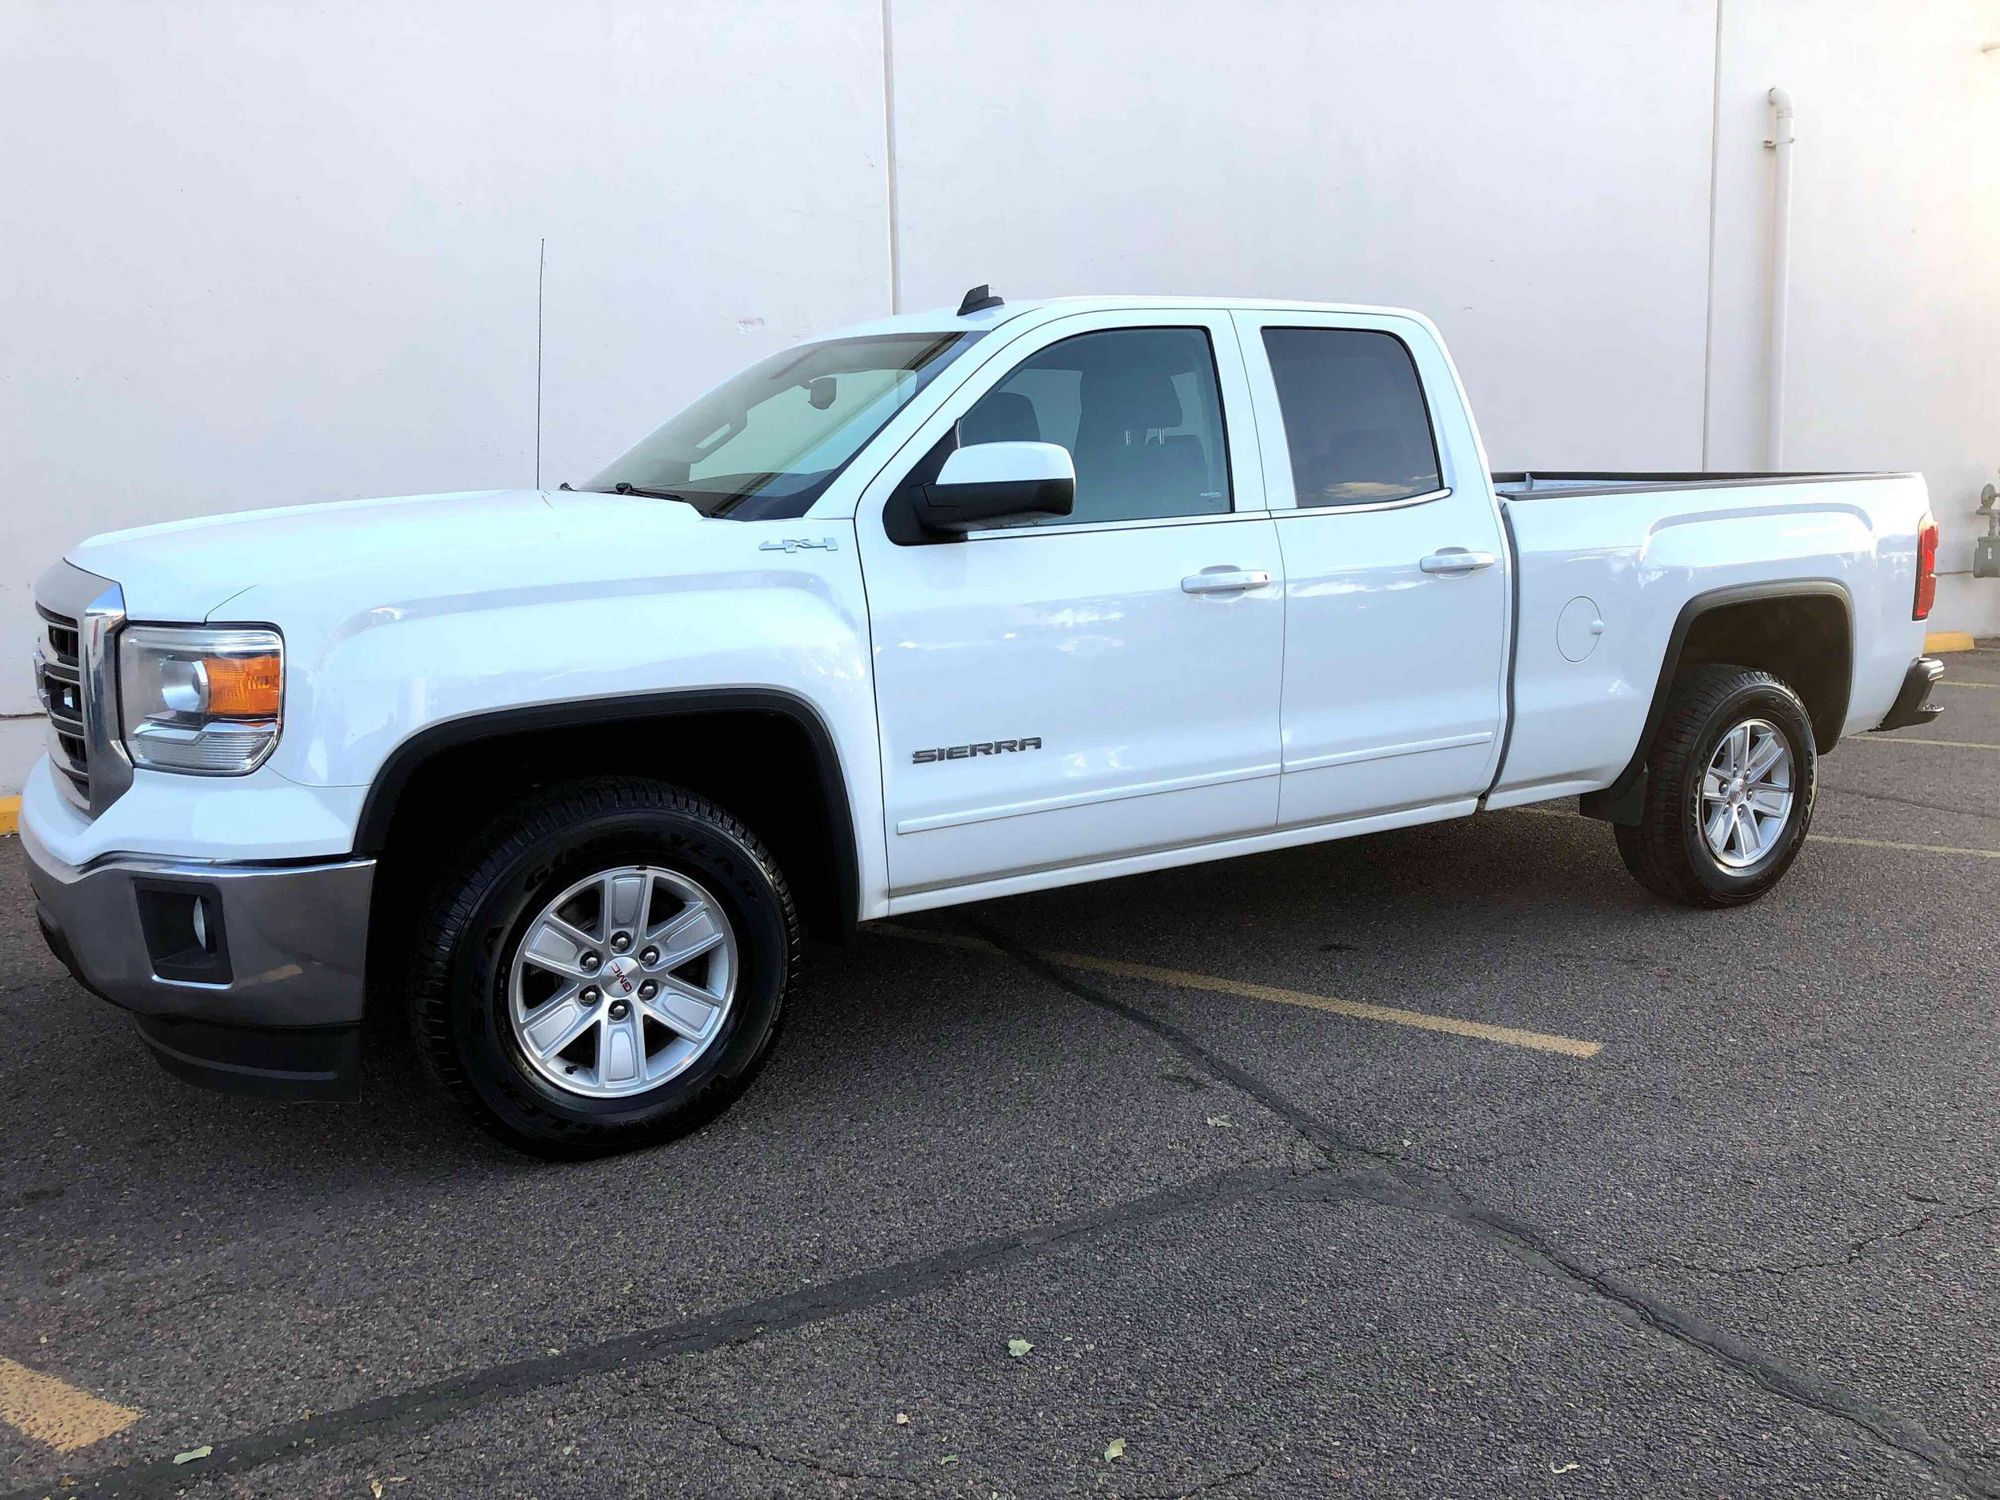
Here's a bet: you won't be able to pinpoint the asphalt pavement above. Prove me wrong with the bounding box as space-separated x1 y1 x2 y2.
2 652 1995 1498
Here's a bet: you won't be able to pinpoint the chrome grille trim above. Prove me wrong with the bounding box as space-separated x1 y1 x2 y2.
32 561 133 818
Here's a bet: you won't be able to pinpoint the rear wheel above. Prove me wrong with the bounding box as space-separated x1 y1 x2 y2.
409 777 798 1155
1613 665 1818 908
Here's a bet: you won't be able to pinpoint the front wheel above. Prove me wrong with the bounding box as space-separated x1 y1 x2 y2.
408 777 799 1155
1614 665 1818 908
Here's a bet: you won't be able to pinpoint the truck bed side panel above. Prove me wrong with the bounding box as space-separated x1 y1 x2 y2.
1490 475 1929 806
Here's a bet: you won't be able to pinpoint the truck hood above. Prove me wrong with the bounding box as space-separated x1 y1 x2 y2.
67 488 708 620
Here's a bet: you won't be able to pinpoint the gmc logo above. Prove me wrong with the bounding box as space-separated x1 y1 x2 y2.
912 737 1043 765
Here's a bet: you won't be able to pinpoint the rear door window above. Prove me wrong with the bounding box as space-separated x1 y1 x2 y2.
1261 329 1441 506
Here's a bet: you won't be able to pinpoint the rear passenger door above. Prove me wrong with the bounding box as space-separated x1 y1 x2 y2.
856 311 1284 903
1232 311 1509 827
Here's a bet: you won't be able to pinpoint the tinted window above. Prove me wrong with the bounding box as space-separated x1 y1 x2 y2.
1262 329 1441 507
956 327 1230 526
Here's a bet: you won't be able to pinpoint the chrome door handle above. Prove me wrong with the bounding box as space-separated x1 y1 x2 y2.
1181 567 1272 595
1419 548 1496 575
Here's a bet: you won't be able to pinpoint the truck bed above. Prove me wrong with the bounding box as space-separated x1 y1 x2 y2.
1492 470 1902 498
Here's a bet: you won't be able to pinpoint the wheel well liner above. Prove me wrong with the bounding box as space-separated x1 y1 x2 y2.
1578 580 1853 825
352 689 860 937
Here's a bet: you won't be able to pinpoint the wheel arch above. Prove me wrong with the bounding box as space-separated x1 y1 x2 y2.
1579 580 1852 825
353 689 861 943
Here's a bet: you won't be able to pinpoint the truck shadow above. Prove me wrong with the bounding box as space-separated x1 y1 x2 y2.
4 808 1648 1185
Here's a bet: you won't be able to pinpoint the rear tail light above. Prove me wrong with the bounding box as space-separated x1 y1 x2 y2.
1914 513 1939 620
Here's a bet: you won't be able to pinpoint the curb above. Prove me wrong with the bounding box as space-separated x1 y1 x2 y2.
0 796 17 837
1926 631 1977 654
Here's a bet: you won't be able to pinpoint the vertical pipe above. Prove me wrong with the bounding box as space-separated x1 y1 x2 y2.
880 0 902 314
534 236 546 489
1698 0 1725 469
1764 87 1794 470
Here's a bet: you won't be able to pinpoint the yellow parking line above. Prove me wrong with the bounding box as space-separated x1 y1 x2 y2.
1851 736 2000 752
0 1357 139 1453
876 924 1602 1058
1938 679 2000 691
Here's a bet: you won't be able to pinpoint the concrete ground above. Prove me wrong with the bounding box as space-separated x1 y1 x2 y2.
2 655 1995 1499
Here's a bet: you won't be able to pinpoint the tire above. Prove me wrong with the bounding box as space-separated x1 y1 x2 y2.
408 777 799 1156
1613 664 1818 909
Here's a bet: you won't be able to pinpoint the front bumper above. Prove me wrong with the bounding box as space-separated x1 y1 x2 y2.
1875 655 1945 733
21 816 373 1099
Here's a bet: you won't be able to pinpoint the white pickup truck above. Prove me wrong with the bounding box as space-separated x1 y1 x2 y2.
23 290 1947 1153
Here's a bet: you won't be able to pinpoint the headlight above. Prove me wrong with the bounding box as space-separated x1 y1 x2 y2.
117 625 283 774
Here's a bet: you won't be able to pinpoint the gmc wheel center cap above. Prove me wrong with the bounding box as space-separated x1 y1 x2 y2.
603 955 641 993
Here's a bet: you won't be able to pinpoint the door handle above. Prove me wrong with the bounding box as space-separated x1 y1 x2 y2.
1419 548 1497 576
1181 567 1273 595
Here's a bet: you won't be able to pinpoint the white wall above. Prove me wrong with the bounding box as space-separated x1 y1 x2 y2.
1706 0 2000 626
892 0 1721 472
4 0 1997 791
0 0 892 786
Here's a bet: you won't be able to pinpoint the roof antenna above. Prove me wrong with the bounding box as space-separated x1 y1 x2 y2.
956 283 1004 316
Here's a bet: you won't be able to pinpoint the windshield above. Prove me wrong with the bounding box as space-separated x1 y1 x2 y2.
576 331 983 519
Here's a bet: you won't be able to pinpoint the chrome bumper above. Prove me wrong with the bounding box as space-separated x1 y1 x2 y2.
21 818 374 1098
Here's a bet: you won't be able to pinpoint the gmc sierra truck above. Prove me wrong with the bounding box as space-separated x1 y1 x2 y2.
22 290 1947 1153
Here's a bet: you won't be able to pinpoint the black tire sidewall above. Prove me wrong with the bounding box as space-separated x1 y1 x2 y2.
444 804 788 1148
1670 680 1816 900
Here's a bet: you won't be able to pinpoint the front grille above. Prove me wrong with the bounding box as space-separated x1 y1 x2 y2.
34 605 90 807
31 561 131 817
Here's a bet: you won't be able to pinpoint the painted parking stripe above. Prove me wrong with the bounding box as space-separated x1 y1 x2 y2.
877 924 1602 1058
0 1358 139 1453
1508 805 2000 862
1851 736 2000 752
1811 831 2000 860
1937 679 2000 691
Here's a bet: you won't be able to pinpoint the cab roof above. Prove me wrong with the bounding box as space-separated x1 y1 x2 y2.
820 293 1433 342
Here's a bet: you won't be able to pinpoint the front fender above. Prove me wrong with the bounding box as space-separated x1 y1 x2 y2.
225 523 889 916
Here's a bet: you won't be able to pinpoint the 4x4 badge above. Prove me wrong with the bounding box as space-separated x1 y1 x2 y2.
758 537 840 553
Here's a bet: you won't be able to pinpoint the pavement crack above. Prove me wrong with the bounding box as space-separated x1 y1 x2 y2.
958 918 1400 1174
695 1418 925 1492
961 916 2000 1500
0 1161 1327 1500
1612 1202 1998 1281
1126 1449 1274 1497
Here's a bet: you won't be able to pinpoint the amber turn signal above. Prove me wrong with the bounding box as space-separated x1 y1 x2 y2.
202 653 283 717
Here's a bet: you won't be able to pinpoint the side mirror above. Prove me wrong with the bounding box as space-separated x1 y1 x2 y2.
916 441 1075 534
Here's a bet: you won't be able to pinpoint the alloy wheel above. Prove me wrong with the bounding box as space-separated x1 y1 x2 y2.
1698 717 1795 870
506 864 737 1099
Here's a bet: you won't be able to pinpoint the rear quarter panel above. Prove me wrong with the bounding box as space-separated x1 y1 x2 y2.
1492 474 1929 805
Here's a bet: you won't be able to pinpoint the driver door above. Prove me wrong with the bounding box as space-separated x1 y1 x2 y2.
854 310 1285 906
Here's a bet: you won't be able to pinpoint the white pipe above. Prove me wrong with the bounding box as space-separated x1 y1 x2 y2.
1765 87 1795 469
880 0 902 313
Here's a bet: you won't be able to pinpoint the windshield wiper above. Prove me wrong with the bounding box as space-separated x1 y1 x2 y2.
609 482 692 502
